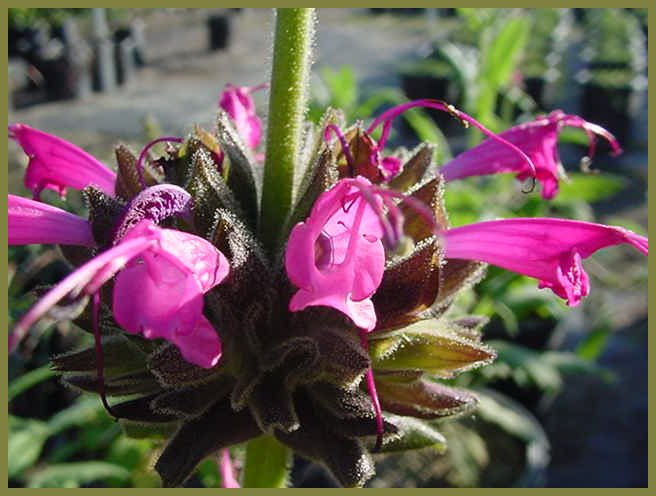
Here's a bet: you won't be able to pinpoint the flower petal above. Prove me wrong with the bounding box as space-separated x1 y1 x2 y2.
440 111 621 199
9 123 116 199
443 218 647 305
8 194 94 246
218 84 264 150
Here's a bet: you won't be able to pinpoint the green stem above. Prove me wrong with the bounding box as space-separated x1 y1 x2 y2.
241 435 292 488
260 8 315 253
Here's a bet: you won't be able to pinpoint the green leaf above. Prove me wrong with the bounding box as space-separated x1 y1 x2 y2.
379 415 447 453
26 461 130 488
321 66 358 112
8 416 49 478
474 389 548 447
370 320 496 376
576 327 611 361
486 340 562 393
554 172 626 204
242 435 291 488
480 16 530 89
8 364 55 401
47 395 106 435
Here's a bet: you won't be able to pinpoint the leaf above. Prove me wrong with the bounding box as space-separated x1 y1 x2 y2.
242 435 292 488
373 238 441 329
388 143 436 192
26 461 130 488
8 416 49 479
8 364 55 401
377 379 478 419
155 399 261 487
51 335 147 375
474 389 549 447
186 147 244 237
576 327 611 361
215 111 259 227
47 395 106 435
114 144 143 201
370 320 496 376
553 172 626 204
480 16 530 90
378 415 447 453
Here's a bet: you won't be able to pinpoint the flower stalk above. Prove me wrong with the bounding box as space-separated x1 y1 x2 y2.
260 8 315 252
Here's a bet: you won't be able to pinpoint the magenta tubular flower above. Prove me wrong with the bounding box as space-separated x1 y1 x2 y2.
8 194 94 247
443 218 648 306
112 220 229 368
439 110 622 199
218 83 266 150
285 176 385 331
9 219 230 369
9 123 116 199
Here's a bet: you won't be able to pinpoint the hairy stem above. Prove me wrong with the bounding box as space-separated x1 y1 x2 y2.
260 8 315 253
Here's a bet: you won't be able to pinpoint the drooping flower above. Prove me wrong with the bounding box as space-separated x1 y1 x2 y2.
218 83 266 151
442 218 648 306
285 176 385 331
9 123 117 199
439 110 622 199
325 99 535 184
8 194 94 247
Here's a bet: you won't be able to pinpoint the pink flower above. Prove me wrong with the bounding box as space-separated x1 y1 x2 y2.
439 110 622 199
8 194 94 247
326 99 535 184
285 176 386 331
443 218 648 306
9 123 116 199
218 83 266 151
113 221 229 368
9 219 230 369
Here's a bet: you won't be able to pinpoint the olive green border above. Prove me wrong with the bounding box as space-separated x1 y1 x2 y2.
3 2 652 493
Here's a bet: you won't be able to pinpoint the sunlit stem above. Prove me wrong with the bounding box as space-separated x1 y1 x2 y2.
260 8 315 253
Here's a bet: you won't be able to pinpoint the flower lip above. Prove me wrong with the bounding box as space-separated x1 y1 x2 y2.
10 218 230 369
285 176 385 330
9 123 117 199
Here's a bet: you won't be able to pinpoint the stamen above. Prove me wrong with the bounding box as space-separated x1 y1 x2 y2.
247 82 269 94
324 124 356 176
135 136 183 189
92 292 117 419
359 328 384 452
366 99 537 182
218 449 240 488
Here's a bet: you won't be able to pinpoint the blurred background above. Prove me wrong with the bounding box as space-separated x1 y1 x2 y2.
8 8 648 488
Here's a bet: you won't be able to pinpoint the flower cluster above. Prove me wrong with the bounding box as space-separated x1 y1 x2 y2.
8 84 647 487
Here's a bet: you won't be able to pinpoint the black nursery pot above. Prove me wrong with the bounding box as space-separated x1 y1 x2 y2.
207 15 231 51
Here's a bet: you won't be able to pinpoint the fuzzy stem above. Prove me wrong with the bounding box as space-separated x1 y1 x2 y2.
260 8 315 252
242 435 291 488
